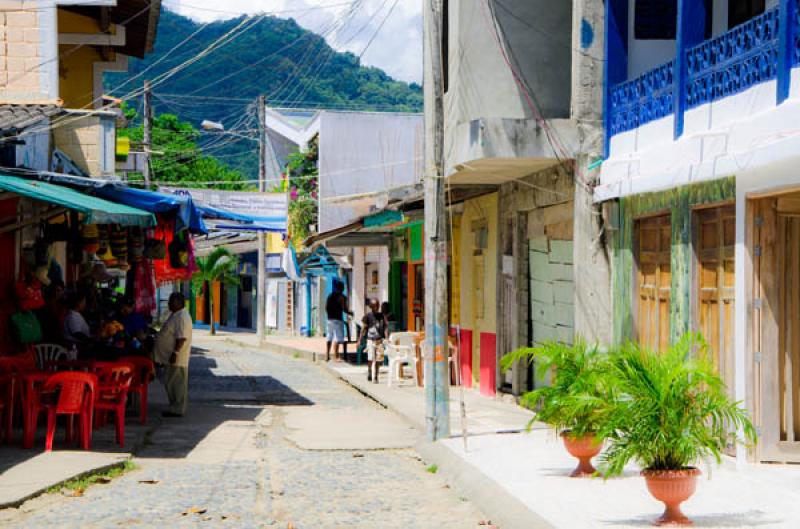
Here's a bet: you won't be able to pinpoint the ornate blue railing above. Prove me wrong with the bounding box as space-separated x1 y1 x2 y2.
608 6 794 140
609 61 675 136
686 8 779 109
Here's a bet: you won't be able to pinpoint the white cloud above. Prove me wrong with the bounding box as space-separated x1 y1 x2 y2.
163 0 423 83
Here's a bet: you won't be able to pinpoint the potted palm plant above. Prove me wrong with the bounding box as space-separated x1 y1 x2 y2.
600 334 756 526
192 247 239 336
501 339 613 477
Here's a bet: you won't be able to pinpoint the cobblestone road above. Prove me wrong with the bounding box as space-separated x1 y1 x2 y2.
0 343 486 529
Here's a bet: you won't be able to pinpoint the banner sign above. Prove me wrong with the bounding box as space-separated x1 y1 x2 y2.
160 187 288 220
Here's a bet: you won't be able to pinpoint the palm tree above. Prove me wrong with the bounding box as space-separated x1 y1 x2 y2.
192 247 239 335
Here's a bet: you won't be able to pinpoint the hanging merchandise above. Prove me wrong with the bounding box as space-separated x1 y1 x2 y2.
82 223 100 254
45 217 70 241
110 225 129 270
15 275 45 311
33 224 50 266
129 227 144 263
168 229 189 269
143 235 166 260
133 259 157 316
98 226 118 268
10 310 43 344
97 225 109 256
152 216 195 284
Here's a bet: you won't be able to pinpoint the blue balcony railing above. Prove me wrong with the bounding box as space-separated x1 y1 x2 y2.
608 4 791 141
610 61 674 136
686 8 779 108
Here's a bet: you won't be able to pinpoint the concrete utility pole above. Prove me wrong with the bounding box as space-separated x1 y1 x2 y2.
423 0 450 441
257 95 267 340
142 80 152 189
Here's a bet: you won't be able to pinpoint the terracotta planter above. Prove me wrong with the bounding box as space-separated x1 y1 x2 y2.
641 467 701 526
560 431 602 477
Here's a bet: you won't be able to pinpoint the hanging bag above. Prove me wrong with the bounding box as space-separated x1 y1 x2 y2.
168 230 189 269
10 311 43 344
143 238 166 260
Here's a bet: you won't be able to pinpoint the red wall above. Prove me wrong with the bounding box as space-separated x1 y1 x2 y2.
458 328 473 389
479 332 497 396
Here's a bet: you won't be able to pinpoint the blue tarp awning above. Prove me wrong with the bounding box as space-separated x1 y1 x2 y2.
41 175 207 234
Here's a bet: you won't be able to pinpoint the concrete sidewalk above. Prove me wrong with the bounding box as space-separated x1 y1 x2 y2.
247 333 800 529
0 390 164 509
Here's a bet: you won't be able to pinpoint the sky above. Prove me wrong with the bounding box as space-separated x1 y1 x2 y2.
163 0 423 84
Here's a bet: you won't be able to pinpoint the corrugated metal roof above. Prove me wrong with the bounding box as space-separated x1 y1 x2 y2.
0 104 61 133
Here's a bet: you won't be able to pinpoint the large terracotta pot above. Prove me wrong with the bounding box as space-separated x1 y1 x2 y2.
641 467 701 526
560 431 602 477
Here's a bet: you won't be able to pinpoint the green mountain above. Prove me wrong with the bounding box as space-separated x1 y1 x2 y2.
106 9 423 178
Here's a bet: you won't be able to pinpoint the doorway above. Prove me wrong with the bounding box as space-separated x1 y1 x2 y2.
635 214 672 352
751 193 800 462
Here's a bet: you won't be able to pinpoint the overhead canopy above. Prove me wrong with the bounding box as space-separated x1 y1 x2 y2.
0 174 155 227
42 175 206 234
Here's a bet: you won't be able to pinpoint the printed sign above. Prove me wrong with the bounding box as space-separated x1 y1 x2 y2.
160 187 288 219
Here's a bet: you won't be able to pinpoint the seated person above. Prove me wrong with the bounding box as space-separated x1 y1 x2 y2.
119 297 147 336
63 292 92 353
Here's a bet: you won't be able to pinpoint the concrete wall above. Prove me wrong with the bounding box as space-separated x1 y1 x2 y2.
444 0 572 173
52 112 115 176
0 2 58 102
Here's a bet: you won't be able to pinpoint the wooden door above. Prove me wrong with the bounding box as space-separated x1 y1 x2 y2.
695 206 736 395
636 215 672 352
754 195 800 462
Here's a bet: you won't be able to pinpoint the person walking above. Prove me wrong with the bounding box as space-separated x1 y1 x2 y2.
359 299 385 383
155 292 193 417
325 279 351 362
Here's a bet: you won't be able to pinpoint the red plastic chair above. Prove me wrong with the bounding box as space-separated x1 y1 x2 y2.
41 372 97 451
0 374 14 444
118 356 155 425
0 353 37 444
92 362 133 447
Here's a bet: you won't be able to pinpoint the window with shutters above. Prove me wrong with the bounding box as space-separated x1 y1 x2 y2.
635 215 672 352
694 206 736 394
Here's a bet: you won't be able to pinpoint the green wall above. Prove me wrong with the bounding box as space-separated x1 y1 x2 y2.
612 177 736 345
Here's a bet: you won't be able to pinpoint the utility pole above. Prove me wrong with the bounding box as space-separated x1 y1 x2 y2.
423 0 450 441
142 80 152 189
256 94 267 341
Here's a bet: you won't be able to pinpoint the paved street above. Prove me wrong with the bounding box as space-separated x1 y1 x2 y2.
0 343 485 529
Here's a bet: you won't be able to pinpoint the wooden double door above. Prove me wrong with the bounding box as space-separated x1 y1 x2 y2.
635 207 735 392
752 195 800 462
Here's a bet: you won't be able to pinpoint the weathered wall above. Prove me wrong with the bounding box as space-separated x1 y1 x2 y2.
612 176 736 345
459 192 498 395
52 112 114 176
498 164 574 393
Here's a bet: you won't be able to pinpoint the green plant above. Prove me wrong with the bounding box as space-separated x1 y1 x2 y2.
500 339 613 438
426 464 438 474
48 460 138 494
599 334 757 477
192 247 240 336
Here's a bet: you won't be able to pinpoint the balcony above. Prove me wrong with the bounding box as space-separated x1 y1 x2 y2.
608 5 787 143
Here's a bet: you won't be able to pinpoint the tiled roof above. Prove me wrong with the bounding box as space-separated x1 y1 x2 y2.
0 104 62 134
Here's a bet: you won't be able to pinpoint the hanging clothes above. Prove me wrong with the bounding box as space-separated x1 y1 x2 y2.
134 259 157 317
152 216 196 285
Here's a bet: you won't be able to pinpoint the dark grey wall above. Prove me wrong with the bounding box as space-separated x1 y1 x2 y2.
492 0 573 119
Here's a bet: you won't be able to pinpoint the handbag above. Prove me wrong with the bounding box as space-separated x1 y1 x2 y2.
10 311 43 344
168 231 189 269
143 238 166 260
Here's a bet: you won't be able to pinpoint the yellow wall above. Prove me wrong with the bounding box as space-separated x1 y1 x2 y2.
459 193 498 334
266 232 285 253
449 213 462 327
57 10 120 108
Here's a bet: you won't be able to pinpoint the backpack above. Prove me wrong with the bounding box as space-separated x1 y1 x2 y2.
366 312 385 340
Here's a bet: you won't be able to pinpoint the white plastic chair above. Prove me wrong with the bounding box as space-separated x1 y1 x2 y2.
33 343 71 370
385 332 420 387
